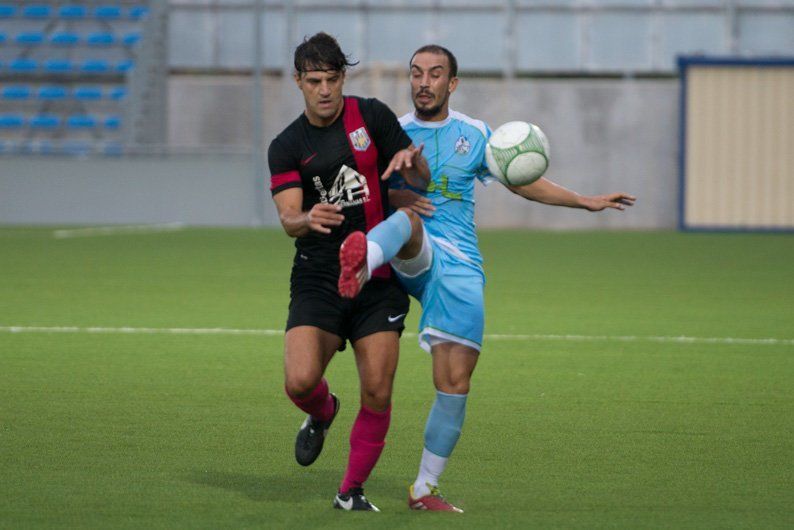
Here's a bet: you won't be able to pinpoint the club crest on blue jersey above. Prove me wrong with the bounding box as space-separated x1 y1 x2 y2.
454 135 471 155
349 127 371 152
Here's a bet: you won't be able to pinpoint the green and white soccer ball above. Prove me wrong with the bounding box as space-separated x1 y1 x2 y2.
485 121 550 186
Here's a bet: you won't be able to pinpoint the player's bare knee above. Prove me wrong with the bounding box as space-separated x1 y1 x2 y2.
436 381 470 395
360 385 392 410
284 373 322 399
434 372 471 394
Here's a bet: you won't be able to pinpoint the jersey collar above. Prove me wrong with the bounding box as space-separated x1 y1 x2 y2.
410 111 453 129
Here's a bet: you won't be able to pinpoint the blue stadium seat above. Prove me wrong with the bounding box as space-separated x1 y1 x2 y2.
94 6 121 20
51 32 80 46
15 32 45 45
1 85 31 100
73 86 102 100
59 5 87 19
108 86 127 100
81 60 109 73
104 115 121 129
129 6 148 20
38 86 68 100
122 33 141 47
22 5 50 18
44 60 73 73
0 32 6 44
67 115 97 128
10 58 37 72
0 114 24 128
116 60 134 73
87 32 115 46
0 4 15 18
30 114 60 129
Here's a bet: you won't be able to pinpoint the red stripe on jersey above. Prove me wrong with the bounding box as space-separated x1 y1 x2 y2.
342 97 390 279
270 170 301 191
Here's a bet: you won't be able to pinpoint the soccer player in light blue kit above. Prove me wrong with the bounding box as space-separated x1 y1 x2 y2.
338 44 635 512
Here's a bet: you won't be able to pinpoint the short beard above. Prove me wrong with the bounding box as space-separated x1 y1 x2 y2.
415 102 444 121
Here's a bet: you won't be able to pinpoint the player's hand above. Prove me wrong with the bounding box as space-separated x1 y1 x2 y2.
581 192 636 212
306 203 344 234
388 188 435 217
381 143 425 181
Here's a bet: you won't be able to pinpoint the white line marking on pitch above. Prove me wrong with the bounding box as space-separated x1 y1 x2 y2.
52 223 185 239
1 326 792 346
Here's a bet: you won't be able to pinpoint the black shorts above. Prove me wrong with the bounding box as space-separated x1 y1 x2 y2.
286 277 410 350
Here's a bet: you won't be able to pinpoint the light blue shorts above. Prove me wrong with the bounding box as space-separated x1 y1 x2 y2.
393 236 484 353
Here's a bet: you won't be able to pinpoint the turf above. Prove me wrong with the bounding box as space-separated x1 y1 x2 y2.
1 227 792 529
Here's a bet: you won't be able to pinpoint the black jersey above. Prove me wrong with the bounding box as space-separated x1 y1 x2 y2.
268 96 412 281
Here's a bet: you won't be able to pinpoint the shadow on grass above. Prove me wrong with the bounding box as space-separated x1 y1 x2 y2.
185 469 406 505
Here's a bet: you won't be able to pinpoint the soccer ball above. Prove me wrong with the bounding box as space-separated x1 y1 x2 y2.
485 121 550 186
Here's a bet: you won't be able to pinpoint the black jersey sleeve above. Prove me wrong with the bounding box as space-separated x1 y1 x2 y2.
365 98 413 162
268 135 302 196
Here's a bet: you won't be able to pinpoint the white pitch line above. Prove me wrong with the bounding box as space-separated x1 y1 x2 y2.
1 326 793 346
52 223 185 239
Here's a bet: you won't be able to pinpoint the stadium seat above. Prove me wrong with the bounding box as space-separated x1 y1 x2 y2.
0 32 6 44
104 115 121 129
38 86 67 100
44 60 74 73
1 85 31 100
122 33 141 47
58 5 87 19
73 86 102 100
0 114 24 128
81 60 109 73
108 86 127 100
116 60 134 73
67 114 97 128
15 32 45 46
51 32 80 46
0 4 14 18
29 114 60 128
129 6 149 20
22 5 50 18
9 59 37 72
94 6 121 20
87 32 115 47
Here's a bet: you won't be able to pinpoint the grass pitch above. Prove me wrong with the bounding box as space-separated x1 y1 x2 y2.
1 227 792 529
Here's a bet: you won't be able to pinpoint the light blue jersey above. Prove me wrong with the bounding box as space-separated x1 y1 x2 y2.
392 110 494 352
397 110 493 276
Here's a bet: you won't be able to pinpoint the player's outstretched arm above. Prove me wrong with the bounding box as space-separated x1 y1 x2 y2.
508 177 636 211
381 143 430 189
273 187 344 237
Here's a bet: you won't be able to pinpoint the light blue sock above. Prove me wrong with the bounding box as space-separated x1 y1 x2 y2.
424 391 467 458
367 210 411 264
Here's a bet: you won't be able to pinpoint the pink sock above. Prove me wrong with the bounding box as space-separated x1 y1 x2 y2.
285 378 335 422
339 405 391 493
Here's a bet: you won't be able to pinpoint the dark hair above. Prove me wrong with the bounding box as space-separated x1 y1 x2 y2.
294 32 358 74
410 44 458 78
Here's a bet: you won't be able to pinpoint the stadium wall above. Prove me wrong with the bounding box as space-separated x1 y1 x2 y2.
0 155 275 226
0 75 677 229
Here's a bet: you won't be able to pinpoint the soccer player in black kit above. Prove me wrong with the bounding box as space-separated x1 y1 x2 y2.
268 32 429 511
